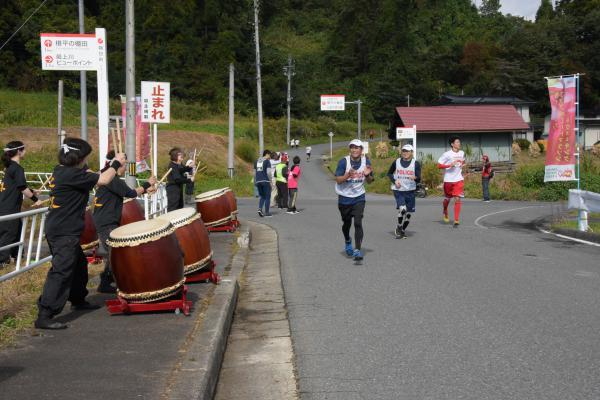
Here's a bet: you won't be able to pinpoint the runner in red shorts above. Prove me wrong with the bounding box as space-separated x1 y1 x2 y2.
437 136 465 227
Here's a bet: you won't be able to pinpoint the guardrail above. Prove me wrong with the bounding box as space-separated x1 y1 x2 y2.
0 184 169 283
0 171 148 194
0 207 51 283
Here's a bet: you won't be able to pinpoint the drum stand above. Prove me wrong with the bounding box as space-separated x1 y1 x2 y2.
185 260 221 284
207 218 239 233
105 285 192 316
85 246 103 265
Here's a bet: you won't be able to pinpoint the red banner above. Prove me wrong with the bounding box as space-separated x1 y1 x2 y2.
120 96 150 173
544 77 577 182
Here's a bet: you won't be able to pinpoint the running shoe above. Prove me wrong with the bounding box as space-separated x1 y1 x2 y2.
443 214 450 223
344 241 353 256
257 209 264 217
395 226 403 239
353 249 363 261
453 220 460 228
264 213 273 218
293 210 300 214
286 210 295 214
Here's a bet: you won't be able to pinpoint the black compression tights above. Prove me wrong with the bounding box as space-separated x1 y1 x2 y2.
342 214 364 250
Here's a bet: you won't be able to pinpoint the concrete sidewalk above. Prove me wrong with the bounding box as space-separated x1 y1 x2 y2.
0 222 250 400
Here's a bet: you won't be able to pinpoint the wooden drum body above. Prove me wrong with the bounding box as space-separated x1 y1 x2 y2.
80 207 98 249
121 198 145 226
195 189 232 227
223 188 238 217
107 219 184 303
158 208 213 276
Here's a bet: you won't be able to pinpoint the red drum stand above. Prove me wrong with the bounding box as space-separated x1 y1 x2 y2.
85 246 103 265
105 285 192 316
185 260 221 284
207 219 238 233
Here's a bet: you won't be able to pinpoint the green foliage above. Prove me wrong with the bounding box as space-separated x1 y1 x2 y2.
421 160 443 189
514 139 531 150
1 0 600 121
538 142 545 152
235 139 257 164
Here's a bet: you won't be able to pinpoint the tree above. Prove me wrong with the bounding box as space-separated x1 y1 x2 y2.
536 0 554 21
479 0 501 17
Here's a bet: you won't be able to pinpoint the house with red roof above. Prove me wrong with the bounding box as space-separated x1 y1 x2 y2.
390 105 530 162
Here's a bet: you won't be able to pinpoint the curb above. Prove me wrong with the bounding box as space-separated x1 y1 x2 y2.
553 227 600 245
167 221 251 400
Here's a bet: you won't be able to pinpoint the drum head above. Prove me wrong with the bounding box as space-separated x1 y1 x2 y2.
123 198 135 204
195 188 226 202
158 207 199 228
109 218 171 242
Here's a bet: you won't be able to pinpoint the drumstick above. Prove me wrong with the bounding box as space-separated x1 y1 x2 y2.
116 117 123 153
157 168 172 185
110 128 118 153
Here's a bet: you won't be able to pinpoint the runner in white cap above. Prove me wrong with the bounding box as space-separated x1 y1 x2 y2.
387 144 421 238
334 139 374 261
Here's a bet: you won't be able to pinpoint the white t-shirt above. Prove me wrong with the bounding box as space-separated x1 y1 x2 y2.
438 150 465 182
306 146 312 154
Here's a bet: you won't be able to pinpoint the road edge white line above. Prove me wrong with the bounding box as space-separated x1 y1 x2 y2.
537 227 600 247
474 205 546 229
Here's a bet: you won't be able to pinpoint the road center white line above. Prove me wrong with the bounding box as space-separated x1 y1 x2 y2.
474 205 546 229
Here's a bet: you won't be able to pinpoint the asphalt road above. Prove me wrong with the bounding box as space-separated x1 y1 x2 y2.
237 143 600 400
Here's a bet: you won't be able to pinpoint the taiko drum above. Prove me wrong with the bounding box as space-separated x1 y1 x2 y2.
80 207 98 249
223 187 238 217
157 207 213 276
194 189 232 227
120 198 145 226
107 219 184 303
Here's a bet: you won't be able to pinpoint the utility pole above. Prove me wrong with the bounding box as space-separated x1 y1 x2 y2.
253 0 264 155
357 99 362 140
57 80 63 149
125 0 136 187
78 0 87 140
283 55 294 147
228 63 235 178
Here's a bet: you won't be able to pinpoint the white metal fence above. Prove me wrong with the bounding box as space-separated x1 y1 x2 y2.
0 184 168 283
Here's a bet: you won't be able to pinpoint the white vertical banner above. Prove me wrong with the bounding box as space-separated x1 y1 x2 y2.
96 28 110 170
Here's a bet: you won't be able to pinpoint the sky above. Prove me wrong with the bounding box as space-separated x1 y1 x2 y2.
472 0 555 20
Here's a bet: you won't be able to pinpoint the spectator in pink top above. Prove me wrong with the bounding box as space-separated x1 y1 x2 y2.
287 156 301 214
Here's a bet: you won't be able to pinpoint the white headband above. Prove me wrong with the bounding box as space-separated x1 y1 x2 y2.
62 144 79 153
3 144 25 152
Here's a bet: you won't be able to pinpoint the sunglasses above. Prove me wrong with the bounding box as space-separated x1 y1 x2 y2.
349 145 361 149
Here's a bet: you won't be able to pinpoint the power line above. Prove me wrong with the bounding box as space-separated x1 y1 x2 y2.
0 0 50 53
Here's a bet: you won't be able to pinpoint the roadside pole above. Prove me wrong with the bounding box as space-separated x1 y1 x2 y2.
253 0 264 155
228 63 235 178
328 131 334 159
125 0 136 188
78 0 87 140
57 80 63 149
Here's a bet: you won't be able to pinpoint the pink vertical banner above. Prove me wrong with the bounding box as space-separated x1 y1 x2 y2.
120 96 150 173
544 77 577 182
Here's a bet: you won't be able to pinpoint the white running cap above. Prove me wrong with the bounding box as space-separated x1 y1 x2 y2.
401 144 414 151
348 139 363 148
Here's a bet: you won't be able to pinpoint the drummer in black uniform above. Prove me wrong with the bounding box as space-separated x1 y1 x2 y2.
0 141 43 266
35 138 126 330
92 150 156 293
166 147 194 212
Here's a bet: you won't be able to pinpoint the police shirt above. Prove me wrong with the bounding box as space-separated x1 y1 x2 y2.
93 177 137 231
45 165 99 238
0 161 27 215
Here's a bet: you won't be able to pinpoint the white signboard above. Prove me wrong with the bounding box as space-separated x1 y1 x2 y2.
141 81 170 123
320 94 345 111
396 126 416 140
362 141 369 155
40 33 99 71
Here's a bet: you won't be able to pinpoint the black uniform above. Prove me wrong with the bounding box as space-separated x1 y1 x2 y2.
0 161 26 263
37 165 99 318
166 161 193 212
93 176 140 285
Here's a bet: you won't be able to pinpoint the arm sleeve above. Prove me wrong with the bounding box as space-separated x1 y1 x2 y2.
415 161 422 184
387 161 396 183
113 178 138 198
69 169 100 191
335 159 347 177
13 165 27 190
170 165 192 185
437 154 452 169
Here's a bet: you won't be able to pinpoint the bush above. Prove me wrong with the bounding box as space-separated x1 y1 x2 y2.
235 139 257 164
514 139 531 150
512 164 545 188
421 160 442 189
538 142 545 152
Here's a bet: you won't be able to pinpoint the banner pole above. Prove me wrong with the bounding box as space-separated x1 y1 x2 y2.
153 123 158 177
